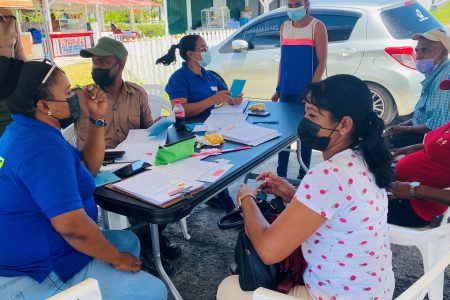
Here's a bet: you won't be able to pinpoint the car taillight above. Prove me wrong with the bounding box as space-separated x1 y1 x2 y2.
385 47 416 69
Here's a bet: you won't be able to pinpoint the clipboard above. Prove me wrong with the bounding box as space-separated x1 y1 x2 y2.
105 183 205 208
104 169 206 208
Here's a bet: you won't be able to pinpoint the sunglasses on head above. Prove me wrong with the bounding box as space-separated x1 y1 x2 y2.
33 59 65 105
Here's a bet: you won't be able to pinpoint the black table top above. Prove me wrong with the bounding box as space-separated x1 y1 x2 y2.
94 101 304 224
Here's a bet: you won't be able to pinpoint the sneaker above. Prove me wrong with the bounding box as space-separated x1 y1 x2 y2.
141 253 176 276
160 234 182 260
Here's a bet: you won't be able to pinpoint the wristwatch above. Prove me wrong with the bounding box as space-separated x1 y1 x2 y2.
409 182 420 198
238 194 257 207
89 116 107 128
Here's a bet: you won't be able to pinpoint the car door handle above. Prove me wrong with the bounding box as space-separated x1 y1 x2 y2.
273 55 281 62
339 47 357 57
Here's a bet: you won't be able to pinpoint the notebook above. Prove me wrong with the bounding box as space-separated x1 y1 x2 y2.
109 169 205 207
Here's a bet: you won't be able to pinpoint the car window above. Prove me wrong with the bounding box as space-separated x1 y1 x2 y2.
311 12 359 42
219 15 287 53
380 2 444 40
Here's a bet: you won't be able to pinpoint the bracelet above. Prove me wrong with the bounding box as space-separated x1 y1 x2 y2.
238 194 257 207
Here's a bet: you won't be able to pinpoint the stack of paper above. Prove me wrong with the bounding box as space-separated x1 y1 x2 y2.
220 122 281 146
154 157 234 183
111 169 205 206
114 129 167 164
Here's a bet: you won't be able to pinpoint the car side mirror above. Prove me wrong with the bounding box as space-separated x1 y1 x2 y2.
232 39 249 52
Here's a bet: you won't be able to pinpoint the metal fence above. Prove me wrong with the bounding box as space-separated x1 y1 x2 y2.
122 29 236 86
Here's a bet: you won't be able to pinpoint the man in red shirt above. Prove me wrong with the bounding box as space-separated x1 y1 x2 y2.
388 76 450 227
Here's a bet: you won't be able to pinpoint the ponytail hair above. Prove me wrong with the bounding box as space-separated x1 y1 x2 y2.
304 75 393 188
155 44 179 65
155 34 201 65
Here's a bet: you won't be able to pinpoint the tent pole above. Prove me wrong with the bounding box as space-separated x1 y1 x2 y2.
163 0 169 36
40 0 53 59
130 7 135 31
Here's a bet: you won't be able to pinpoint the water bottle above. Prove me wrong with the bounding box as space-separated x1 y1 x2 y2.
173 100 186 130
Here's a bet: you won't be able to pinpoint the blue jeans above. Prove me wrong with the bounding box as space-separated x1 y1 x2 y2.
277 93 312 178
0 230 167 300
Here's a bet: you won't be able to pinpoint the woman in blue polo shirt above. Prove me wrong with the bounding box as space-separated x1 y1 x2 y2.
156 34 242 213
0 57 166 300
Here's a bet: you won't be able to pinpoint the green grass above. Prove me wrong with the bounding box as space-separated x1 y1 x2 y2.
63 62 93 87
431 2 450 26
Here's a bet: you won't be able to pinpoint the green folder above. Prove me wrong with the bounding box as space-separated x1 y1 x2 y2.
155 137 196 166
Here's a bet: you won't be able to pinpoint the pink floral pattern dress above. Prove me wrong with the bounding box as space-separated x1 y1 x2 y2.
294 149 395 300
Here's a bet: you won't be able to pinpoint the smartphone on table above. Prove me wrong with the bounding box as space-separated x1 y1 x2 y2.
113 160 150 179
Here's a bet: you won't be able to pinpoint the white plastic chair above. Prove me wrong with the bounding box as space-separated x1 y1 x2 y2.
47 278 102 300
148 94 175 122
395 250 450 300
389 208 450 300
143 83 165 97
61 124 77 147
253 288 304 300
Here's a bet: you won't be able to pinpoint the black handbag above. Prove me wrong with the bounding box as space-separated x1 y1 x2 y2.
219 197 286 291
235 230 280 291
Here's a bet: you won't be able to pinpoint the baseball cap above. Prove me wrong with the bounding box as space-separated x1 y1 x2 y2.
439 76 450 90
80 37 128 62
411 28 450 51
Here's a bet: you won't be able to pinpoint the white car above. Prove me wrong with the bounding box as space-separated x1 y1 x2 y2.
207 0 447 123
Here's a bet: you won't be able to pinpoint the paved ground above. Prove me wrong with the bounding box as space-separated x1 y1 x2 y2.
162 150 450 300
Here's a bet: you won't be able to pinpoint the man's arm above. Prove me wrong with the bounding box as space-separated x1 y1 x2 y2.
389 181 450 206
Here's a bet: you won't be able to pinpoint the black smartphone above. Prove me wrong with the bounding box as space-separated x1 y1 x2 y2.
113 160 150 179
104 151 126 160
248 111 270 117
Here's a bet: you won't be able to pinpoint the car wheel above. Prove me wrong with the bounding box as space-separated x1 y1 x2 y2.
365 82 397 125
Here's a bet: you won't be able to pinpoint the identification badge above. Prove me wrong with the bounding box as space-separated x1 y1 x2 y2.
211 86 218 92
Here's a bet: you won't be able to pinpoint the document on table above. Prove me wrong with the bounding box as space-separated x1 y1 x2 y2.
147 117 174 136
114 129 167 164
204 112 248 131
220 122 281 146
154 157 234 183
111 169 205 206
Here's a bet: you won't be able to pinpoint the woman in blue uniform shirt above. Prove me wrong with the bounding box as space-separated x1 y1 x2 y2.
0 57 166 300
157 34 243 213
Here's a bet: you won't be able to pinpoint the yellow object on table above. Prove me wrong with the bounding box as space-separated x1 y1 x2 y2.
205 133 224 145
248 103 265 112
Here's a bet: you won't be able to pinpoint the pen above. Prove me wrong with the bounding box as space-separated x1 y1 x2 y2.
252 121 279 124
192 146 251 157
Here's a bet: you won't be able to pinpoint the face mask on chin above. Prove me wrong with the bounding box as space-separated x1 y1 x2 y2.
44 94 81 127
297 117 340 151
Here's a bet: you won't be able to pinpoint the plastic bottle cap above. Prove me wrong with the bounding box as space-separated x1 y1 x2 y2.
174 100 181 105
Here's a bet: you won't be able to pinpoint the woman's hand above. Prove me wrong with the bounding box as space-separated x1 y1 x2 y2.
271 92 280 102
84 84 108 119
256 172 296 202
210 90 231 105
230 93 243 105
238 184 258 206
388 181 411 200
112 252 142 273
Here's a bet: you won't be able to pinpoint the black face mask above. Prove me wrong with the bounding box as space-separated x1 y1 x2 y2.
92 67 115 87
46 94 81 127
297 118 340 151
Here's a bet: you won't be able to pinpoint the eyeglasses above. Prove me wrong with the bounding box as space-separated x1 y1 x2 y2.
33 59 65 105
196 45 209 52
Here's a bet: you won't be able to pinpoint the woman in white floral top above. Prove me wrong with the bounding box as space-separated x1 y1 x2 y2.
217 74 395 300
